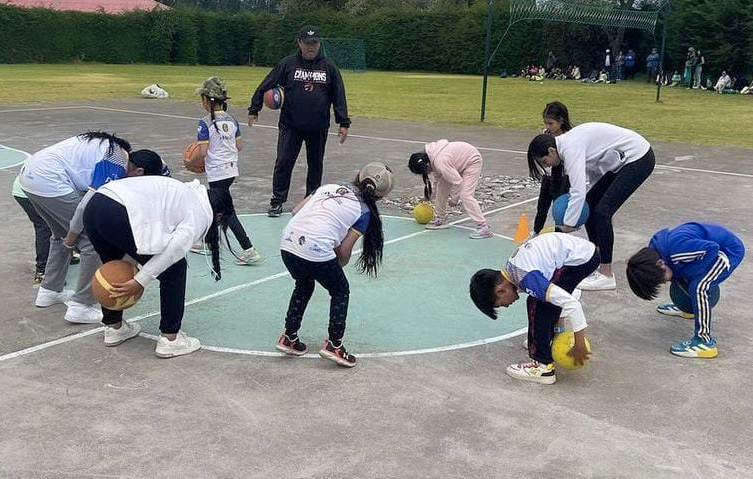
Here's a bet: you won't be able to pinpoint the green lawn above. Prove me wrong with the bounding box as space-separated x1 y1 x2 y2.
2 63 751 149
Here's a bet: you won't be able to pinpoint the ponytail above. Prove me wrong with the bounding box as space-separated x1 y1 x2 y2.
207 97 229 133
79 131 132 155
355 179 384 278
408 152 432 201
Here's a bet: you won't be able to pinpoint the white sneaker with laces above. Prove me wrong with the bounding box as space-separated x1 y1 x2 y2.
64 301 103 324
425 217 450 230
506 360 556 384
469 224 494 239
578 271 616 291
104 321 141 346
35 287 74 308
155 331 201 358
237 246 263 265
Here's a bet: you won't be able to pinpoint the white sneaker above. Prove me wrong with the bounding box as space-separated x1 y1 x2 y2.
104 321 141 346
425 217 450 230
155 331 201 358
578 272 616 291
189 242 210 255
237 246 263 265
64 301 104 324
35 287 74 308
469 224 494 239
506 360 556 384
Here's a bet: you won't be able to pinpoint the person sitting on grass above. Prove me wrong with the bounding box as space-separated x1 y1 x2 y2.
669 70 681 87
469 233 599 385
626 223 744 359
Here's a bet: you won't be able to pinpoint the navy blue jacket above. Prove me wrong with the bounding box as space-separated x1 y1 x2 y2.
649 222 744 319
248 51 350 131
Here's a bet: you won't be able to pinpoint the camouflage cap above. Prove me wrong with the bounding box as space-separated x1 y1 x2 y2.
195 76 229 101
359 162 394 198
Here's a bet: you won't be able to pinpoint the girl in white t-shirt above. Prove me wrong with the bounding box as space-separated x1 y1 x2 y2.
194 76 262 265
527 122 655 291
82 176 237 358
275 162 394 368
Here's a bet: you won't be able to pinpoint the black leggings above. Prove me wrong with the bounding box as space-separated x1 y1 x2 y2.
281 250 349 344
584 148 655 264
83 193 187 334
528 250 601 364
208 177 252 251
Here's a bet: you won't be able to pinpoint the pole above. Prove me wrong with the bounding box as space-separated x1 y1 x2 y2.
480 0 493 122
655 7 668 102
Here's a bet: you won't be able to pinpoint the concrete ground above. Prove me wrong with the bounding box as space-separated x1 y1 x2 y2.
0 100 752 478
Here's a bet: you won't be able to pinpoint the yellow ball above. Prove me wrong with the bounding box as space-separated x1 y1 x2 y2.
413 202 434 224
551 331 591 370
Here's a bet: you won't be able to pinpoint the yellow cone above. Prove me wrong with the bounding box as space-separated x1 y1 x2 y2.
514 213 529 244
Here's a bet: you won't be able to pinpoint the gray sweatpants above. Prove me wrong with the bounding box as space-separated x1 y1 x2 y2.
25 191 100 305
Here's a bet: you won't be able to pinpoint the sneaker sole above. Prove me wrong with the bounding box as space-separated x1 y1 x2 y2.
578 284 616 291
425 226 450 230
318 349 356 367
237 258 265 266
469 234 494 239
670 348 718 359
275 344 308 356
505 369 556 384
64 316 103 324
104 330 141 347
155 344 202 358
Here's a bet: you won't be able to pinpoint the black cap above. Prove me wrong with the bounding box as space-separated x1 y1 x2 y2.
299 25 322 42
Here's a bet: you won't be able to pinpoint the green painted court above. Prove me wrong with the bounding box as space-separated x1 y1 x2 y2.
126 214 526 355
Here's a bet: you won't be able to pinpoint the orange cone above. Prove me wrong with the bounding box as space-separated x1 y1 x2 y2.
514 213 529 244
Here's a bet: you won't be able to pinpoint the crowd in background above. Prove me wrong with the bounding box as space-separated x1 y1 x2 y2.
507 47 753 96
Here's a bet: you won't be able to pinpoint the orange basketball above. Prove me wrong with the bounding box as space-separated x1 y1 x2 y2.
183 141 205 174
91 260 143 311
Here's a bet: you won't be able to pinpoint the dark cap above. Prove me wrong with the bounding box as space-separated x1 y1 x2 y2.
299 25 322 42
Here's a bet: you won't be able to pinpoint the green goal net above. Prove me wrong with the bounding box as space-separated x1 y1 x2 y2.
321 38 366 73
481 0 671 120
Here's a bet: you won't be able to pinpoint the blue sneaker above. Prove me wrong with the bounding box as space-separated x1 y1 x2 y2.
657 303 694 320
670 337 718 358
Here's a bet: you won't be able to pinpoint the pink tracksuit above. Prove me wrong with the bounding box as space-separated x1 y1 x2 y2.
424 139 487 225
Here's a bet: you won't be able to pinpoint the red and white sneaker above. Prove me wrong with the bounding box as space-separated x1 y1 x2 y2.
318 340 357 367
275 333 308 356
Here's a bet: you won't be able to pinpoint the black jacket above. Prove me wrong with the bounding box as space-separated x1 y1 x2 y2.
248 51 351 131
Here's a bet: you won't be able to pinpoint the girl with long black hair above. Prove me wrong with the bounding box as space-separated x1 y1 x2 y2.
19 131 163 324
275 162 394 367
533 101 573 235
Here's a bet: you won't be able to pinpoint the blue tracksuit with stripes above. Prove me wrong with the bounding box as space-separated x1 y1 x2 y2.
649 223 745 342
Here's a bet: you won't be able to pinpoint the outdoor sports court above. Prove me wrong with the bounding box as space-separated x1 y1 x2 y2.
1 100 752 477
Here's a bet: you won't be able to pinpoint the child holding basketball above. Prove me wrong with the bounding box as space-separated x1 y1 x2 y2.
408 140 493 239
532 101 573 235
626 222 745 358
470 233 599 384
275 162 394 367
194 76 262 265
527 122 655 291
83 175 237 357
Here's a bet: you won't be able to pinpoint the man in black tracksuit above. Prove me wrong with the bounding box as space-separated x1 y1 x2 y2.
247 25 351 217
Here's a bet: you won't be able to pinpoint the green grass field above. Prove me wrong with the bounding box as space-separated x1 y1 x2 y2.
2 63 751 149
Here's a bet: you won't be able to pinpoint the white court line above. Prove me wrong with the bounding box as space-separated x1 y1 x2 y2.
0 144 31 170
3 105 753 176
0 203 532 363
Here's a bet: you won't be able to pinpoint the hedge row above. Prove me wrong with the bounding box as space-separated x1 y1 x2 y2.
1 2 750 76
